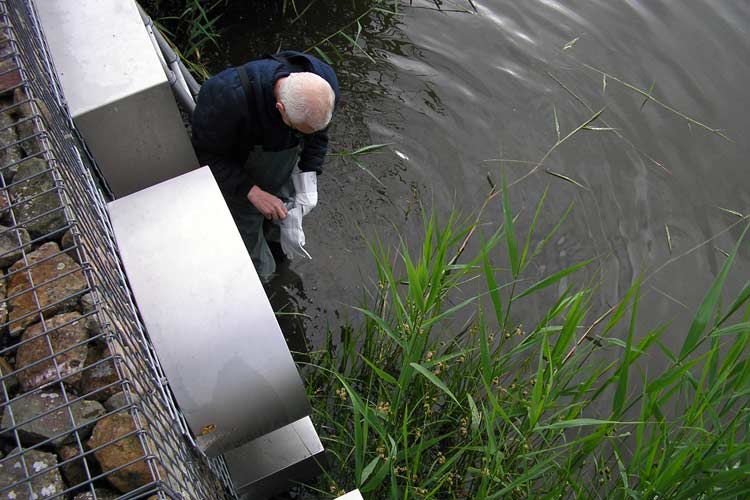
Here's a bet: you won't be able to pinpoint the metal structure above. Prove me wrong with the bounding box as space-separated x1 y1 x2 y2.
0 1 235 498
108 167 325 497
34 0 199 199
107 166 312 457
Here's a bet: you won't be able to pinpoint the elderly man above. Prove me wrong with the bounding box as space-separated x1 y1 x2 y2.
192 51 339 277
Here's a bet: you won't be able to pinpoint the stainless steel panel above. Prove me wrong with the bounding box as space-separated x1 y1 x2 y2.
35 0 198 197
336 491 365 500
73 83 199 198
107 167 310 457
224 416 325 499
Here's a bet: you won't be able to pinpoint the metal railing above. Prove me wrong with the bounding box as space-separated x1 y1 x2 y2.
0 1 235 498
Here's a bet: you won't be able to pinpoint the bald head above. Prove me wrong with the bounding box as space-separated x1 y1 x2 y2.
275 72 335 133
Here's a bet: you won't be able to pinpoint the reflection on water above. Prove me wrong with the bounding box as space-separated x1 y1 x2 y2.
216 0 750 349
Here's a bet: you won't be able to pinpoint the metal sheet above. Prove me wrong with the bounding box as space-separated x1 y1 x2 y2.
35 0 198 197
107 167 310 457
336 491 365 500
224 416 325 499
34 0 164 116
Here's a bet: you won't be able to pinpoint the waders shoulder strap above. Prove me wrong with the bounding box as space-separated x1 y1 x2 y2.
237 65 253 106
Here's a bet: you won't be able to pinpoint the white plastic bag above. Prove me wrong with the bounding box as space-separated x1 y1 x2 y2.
280 205 311 260
276 169 318 260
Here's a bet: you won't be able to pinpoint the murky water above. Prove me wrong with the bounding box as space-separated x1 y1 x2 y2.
215 0 750 349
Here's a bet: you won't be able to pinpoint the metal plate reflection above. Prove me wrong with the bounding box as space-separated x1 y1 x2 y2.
107 167 309 456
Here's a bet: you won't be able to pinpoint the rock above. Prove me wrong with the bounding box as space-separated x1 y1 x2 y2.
0 224 31 268
104 391 130 412
8 158 66 239
0 112 23 182
58 443 93 487
0 274 7 333
16 312 89 392
7 242 87 335
0 448 65 500
79 292 95 314
0 187 9 223
12 88 49 159
88 413 164 493
1 390 105 446
72 489 120 500
0 32 20 95
61 229 73 249
61 229 82 264
77 342 120 401
0 356 17 394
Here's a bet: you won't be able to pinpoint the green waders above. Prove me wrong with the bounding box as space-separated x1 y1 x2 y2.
225 144 300 279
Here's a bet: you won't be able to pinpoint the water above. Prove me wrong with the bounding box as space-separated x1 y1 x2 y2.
215 0 750 349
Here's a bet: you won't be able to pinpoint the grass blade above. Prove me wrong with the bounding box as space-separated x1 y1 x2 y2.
613 281 640 415
680 224 748 358
409 362 461 406
501 173 519 278
544 169 590 191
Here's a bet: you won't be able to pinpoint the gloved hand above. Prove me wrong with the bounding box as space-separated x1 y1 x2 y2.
292 171 318 216
280 205 311 260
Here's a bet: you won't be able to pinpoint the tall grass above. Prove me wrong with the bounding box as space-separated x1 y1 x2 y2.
301 177 750 498
141 0 225 79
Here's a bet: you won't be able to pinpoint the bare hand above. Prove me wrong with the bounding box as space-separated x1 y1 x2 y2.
247 185 288 220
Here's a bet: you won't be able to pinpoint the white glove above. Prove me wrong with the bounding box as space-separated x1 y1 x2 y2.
292 170 318 216
280 206 311 261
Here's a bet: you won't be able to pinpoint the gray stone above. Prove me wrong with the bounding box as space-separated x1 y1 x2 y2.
12 88 48 159
8 158 66 239
0 273 6 333
0 356 17 395
77 342 120 401
79 292 95 314
0 448 65 500
61 229 82 264
1 390 106 446
7 242 87 335
0 224 30 268
0 32 20 96
103 391 130 412
57 443 95 488
0 111 23 181
72 488 119 500
16 312 89 392
0 186 10 224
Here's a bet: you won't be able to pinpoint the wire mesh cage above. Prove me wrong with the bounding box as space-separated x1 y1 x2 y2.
0 1 235 499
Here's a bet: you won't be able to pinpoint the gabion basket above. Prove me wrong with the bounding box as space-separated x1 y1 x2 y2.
0 1 235 499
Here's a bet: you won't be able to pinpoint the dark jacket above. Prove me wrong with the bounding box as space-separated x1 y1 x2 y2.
191 51 340 198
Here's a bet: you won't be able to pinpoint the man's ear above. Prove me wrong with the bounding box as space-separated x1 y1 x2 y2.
275 101 285 113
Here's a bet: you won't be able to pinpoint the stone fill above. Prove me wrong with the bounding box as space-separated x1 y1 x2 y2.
77 342 120 401
88 412 163 493
0 224 30 268
1 390 105 446
16 312 89 392
57 443 93 487
0 274 7 333
0 110 23 180
7 241 87 335
72 489 120 500
8 158 66 239
0 448 65 500
0 356 17 394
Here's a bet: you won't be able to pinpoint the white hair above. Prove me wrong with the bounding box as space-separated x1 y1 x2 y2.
278 72 335 131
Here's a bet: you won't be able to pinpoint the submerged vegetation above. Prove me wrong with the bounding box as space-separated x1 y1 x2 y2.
301 178 750 498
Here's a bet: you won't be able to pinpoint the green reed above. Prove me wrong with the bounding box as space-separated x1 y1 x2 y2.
142 0 225 79
300 174 750 499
